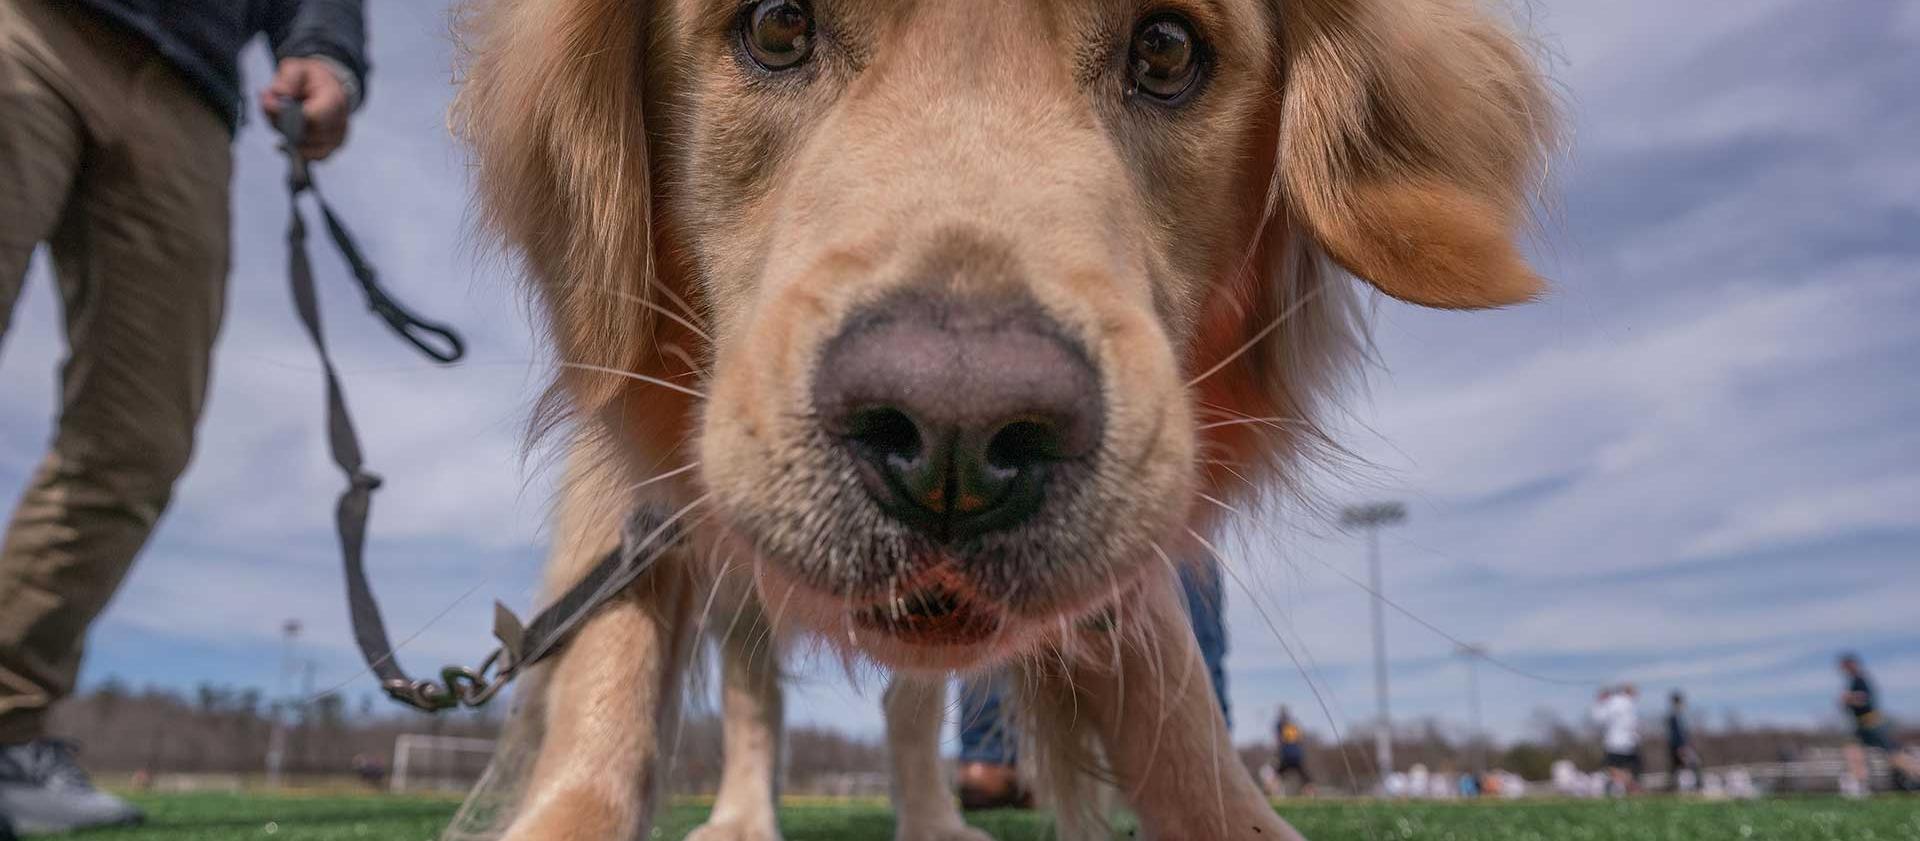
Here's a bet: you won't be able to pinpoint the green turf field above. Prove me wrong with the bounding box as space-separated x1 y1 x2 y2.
54 793 1920 840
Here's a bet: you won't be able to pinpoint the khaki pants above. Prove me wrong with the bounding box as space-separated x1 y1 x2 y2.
0 0 232 743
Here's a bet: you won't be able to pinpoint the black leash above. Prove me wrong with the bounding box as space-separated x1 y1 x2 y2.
275 100 676 713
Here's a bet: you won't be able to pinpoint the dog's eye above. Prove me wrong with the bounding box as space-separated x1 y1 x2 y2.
1128 14 1203 103
742 0 815 71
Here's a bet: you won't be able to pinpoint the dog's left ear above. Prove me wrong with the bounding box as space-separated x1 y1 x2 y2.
1276 0 1557 309
453 0 660 417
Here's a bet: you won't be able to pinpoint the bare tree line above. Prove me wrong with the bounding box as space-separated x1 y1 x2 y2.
51 681 1905 794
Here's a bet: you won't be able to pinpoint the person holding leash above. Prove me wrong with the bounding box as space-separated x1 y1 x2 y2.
0 0 366 831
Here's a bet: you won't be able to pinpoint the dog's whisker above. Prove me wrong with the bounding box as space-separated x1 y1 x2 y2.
585 283 716 345
1201 459 1260 493
1104 573 1128 731
719 559 759 662
1195 491 1246 519
650 278 709 334
1207 659 1228 841
842 586 860 651
675 544 738 775
1128 543 1186 802
691 554 742 651
559 361 709 401
660 344 710 384
1184 281 1328 389
1051 624 1080 730
749 580 801 676
1194 416 1312 433
622 461 699 495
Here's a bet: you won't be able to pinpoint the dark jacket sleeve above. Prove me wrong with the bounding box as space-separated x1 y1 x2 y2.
261 0 370 104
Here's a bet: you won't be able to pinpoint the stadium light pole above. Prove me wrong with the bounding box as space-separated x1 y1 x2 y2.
1341 501 1406 785
266 618 302 789
1457 643 1489 776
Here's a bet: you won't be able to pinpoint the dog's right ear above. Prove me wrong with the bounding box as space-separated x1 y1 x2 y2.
1275 0 1558 309
454 0 657 415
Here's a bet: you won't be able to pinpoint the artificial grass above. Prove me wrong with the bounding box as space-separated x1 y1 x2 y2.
57 792 1920 840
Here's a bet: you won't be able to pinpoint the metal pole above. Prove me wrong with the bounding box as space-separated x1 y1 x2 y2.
1342 501 1405 790
1367 526 1393 781
1462 646 1486 775
391 734 412 794
266 619 301 789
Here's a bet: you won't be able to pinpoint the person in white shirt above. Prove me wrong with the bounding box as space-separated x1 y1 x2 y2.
1591 683 1643 795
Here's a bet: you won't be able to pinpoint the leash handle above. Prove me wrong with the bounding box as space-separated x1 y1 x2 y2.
273 95 311 188
369 290 467 364
273 94 306 146
273 92 468 366
313 201 468 364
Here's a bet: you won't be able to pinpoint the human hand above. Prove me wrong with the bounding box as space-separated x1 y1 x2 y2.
261 57 353 160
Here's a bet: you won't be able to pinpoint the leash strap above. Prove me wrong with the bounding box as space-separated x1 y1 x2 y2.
275 99 675 713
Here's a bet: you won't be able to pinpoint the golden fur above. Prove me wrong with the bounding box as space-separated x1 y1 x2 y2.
447 1 1556 839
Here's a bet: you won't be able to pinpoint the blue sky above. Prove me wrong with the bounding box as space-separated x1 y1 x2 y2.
2 1 1916 748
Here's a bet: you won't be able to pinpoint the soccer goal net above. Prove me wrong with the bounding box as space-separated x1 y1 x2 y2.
390 734 498 794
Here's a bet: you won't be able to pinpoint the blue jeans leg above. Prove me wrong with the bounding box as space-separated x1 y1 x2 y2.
1180 560 1231 730
958 675 1017 766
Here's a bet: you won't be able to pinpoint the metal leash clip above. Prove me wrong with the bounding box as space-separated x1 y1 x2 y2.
382 647 516 713
361 506 681 714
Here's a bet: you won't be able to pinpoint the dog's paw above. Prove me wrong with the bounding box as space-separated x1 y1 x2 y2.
684 818 785 841
893 822 997 841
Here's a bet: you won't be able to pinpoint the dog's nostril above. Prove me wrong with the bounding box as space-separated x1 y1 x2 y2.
845 406 922 464
985 419 1065 473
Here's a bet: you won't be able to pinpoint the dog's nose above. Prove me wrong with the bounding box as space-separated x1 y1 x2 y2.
814 295 1102 541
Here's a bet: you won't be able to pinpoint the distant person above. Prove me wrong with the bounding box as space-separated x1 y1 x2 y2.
1591 684 1642 795
1839 653 1920 796
1456 771 1479 799
352 754 387 790
1273 706 1314 796
0 0 366 832
1667 691 1702 792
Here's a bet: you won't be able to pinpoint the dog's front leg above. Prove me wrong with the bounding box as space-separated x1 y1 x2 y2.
1051 575 1305 841
501 515 699 841
687 600 786 841
885 675 995 841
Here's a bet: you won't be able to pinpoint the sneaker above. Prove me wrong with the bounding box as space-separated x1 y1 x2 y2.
0 740 144 833
1839 775 1868 800
957 761 1034 811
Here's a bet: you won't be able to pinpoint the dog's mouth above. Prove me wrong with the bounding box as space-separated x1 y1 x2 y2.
853 582 1003 647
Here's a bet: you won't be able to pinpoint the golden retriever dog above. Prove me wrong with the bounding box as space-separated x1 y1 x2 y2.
446 0 1554 839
